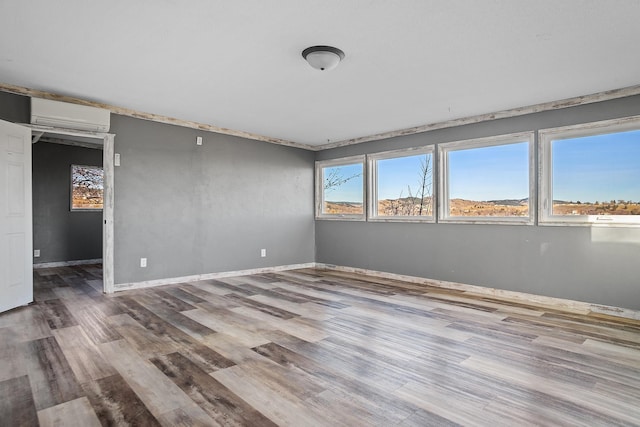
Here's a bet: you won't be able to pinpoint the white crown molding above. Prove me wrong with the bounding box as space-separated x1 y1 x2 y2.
313 84 640 151
0 82 315 151
3 82 640 152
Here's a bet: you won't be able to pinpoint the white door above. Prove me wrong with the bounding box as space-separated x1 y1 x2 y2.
0 119 32 313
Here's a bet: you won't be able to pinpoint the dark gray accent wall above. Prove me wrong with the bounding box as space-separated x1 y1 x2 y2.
111 115 315 284
32 143 103 263
0 91 29 123
316 95 640 311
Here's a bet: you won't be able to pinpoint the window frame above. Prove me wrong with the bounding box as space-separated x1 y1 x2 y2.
539 115 640 227
315 155 366 221
70 164 104 211
367 146 435 222
438 131 535 225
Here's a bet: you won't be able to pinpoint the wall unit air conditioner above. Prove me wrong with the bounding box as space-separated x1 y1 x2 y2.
30 98 111 132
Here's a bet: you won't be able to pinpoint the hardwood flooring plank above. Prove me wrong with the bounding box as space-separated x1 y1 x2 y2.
115 297 236 372
183 308 272 348
582 337 640 365
151 352 277 426
503 315 640 349
399 409 461 427
465 335 640 386
0 305 52 343
461 355 640 425
212 365 333 427
225 294 299 319
143 303 217 340
141 289 197 312
157 407 218 427
272 280 348 303
83 373 162 427
34 287 59 302
109 313 179 359
0 328 28 382
167 286 208 305
201 332 268 364
199 279 256 296
249 294 336 320
37 396 101 427
71 306 123 344
185 280 242 296
271 286 351 309
98 340 215 423
52 325 117 384
0 375 39 427
251 341 438 424
230 305 329 343
24 336 84 410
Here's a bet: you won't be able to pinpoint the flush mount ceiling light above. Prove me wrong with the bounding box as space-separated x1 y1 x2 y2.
302 45 345 71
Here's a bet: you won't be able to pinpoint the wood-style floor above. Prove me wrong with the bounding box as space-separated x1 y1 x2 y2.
1 265 639 426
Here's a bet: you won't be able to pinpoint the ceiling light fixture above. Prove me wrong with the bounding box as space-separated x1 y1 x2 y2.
302 45 345 71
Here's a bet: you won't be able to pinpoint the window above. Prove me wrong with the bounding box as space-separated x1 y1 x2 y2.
71 164 103 210
368 147 434 221
438 132 534 224
539 116 640 226
315 156 365 220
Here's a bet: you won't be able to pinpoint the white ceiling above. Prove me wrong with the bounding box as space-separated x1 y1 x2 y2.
1 1 640 148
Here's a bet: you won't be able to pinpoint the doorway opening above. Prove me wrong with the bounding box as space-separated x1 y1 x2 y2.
29 126 114 293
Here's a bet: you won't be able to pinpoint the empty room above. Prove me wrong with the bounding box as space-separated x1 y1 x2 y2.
1 1 639 426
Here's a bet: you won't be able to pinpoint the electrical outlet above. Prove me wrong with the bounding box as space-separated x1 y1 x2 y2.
34 249 40 258
140 257 147 268
260 249 267 258
196 136 203 145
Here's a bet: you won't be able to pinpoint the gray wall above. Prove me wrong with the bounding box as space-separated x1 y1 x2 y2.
2 89 638 310
316 95 640 311
0 92 315 285
111 115 315 284
32 143 103 263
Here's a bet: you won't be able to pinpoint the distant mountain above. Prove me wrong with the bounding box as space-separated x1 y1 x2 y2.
486 198 528 206
327 201 363 206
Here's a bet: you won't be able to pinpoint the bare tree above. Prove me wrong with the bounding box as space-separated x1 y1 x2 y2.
324 167 361 193
378 154 433 216
415 155 432 216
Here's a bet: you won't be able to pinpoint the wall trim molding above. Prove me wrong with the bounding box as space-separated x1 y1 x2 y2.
315 263 640 321
0 82 314 151
314 84 640 150
114 262 317 291
113 260 639 320
3 82 640 152
34 258 102 269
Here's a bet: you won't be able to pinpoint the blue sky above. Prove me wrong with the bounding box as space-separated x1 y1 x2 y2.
553 129 640 203
449 142 528 200
324 130 640 204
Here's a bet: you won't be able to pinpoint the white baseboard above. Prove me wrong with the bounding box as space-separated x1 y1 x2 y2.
316 263 640 321
112 260 638 321
114 262 317 291
34 258 103 269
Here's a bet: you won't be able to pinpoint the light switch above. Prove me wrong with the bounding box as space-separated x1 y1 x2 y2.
114 153 121 166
